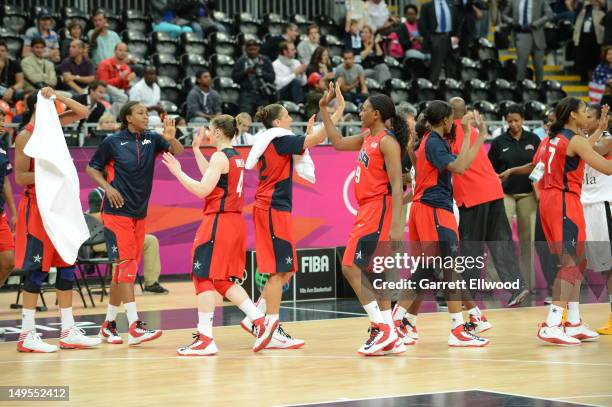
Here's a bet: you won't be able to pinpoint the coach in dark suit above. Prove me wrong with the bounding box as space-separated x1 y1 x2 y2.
456 0 487 58
418 0 460 84
501 0 553 84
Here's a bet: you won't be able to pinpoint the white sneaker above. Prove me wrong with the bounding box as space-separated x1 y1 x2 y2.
393 320 416 346
265 325 305 349
564 321 599 342
537 323 581 346
358 323 398 355
252 317 278 352
240 316 255 337
59 326 102 349
17 331 58 353
383 339 406 355
128 321 162 345
98 320 123 344
177 333 218 356
469 314 492 334
448 323 490 347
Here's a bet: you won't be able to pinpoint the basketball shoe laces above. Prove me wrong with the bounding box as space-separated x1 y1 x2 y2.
462 322 481 339
135 321 155 333
276 325 293 339
107 320 119 335
365 325 381 347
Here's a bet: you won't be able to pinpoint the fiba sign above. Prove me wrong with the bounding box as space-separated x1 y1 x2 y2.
296 248 337 300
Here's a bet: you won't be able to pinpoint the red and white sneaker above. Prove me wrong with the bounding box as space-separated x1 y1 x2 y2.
448 323 490 347
17 331 58 353
469 314 492 334
265 325 305 349
382 339 406 355
394 319 416 346
564 321 599 342
59 326 102 349
252 317 278 352
357 323 397 355
537 323 581 346
98 320 123 344
128 321 162 345
240 316 256 337
177 333 218 356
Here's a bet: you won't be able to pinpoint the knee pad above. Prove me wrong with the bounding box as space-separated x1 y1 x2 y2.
24 269 46 293
193 277 215 295
115 260 138 283
213 279 234 296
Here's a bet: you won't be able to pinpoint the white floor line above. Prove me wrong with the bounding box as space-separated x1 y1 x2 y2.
280 306 367 316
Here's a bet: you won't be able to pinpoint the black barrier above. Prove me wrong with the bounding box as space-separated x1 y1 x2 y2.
295 248 337 301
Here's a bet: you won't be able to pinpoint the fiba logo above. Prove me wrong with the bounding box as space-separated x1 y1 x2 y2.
254 268 291 293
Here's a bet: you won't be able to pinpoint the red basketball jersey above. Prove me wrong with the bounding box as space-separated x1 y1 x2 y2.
354 129 392 206
204 148 245 214
539 129 584 196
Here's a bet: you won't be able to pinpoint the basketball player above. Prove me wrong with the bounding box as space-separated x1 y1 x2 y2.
239 92 340 349
87 102 184 346
0 114 16 287
162 116 276 355
15 88 101 352
320 83 407 355
581 104 612 335
534 97 612 345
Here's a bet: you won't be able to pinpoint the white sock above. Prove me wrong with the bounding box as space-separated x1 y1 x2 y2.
266 314 279 327
21 308 35 333
450 312 464 329
124 302 139 326
255 298 267 314
105 304 120 322
238 299 264 321
381 309 393 326
197 312 214 337
60 307 75 331
405 312 417 327
363 301 384 324
546 304 564 326
468 306 482 316
567 302 580 324
393 305 407 321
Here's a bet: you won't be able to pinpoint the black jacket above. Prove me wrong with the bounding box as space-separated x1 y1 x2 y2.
418 0 460 51
488 130 541 194
231 54 275 94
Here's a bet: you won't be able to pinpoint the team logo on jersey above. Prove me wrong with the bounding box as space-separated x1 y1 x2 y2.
142 139 152 145
525 144 535 150
370 142 378 149
357 150 370 168
235 159 245 168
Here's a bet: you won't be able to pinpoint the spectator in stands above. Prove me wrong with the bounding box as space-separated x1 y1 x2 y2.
502 0 553 84
21 38 58 92
297 24 321 65
186 69 222 124
365 0 398 34
336 49 369 104
419 0 460 84
305 72 327 120
0 41 24 104
23 10 60 63
573 0 606 83
360 25 392 84
232 40 276 116
61 21 88 60
74 80 108 125
232 112 256 146
261 23 300 61
96 43 133 117
397 5 427 60
457 0 487 58
129 66 163 126
88 186 169 294
273 41 307 104
97 113 119 131
306 47 336 80
344 13 366 59
593 46 612 106
488 104 540 278
60 40 95 96
89 9 122 65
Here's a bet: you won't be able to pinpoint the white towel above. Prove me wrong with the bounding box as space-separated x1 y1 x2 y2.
245 127 316 183
24 92 89 264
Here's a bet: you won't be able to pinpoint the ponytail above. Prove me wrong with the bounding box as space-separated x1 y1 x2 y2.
390 114 408 158
548 96 585 138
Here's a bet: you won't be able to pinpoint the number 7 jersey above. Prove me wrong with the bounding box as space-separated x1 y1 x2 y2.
204 148 245 214
539 129 585 196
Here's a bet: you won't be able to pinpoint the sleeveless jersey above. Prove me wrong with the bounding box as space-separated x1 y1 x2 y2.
354 129 392 205
582 156 612 204
540 129 584 196
204 148 245 214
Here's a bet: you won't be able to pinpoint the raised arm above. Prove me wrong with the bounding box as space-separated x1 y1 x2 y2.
162 151 227 198
192 127 210 176
570 134 612 175
447 112 486 174
32 87 89 126
588 104 609 147
320 82 364 151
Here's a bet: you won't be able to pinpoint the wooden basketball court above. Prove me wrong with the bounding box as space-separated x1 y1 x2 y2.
0 283 610 406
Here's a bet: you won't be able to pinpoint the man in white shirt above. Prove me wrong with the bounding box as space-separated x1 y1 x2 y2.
297 24 321 65
365 0 397 33
128 66 163 126
272 41 307 103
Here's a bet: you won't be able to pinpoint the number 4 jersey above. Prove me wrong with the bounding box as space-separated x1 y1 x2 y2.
204 148 245 214
538 129 585 196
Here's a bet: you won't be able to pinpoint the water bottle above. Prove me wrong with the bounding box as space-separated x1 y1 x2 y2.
529 162 545 183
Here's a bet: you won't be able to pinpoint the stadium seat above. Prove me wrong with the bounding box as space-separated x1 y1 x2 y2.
123 30 149 59
330 55 344 67
235 12 261 36
385 78 411 104
365 78 384 95
2 5 28 34
123 9 150 33
262 13 286 37
473 100 500 121
237 32 261 47
417 100 433 113
159 100 179 114
322 34 344 58
404 57 427 81
180 32 207 55
222 102 239 116
213 77 241 105
280 100 305 122
182 76 197 93
212 11 234 34
158 76 183 106
343 101 360 121
438 78 464 101
315 15 339 36
0 33 24 59
412 78 437 103
384 56 403 80
497 100 517 117
460 57 481 82
211 54 235 78
477 38 498 61
541 80 567 105
524 100 548 121
501 59 517 81
62 7 88 31
181 53 209 77
291 14 314 35
466 78 489 104
208 31 238 57
519 79 542 103
343 123 363 137
152 31 179 56
490 78 516 103
152 53 181 78
480 58 502 82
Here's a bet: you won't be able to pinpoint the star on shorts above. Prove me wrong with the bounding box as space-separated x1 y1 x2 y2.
285 257 293 265
33 254 42 263
193 260 201 270
356 251 362 260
